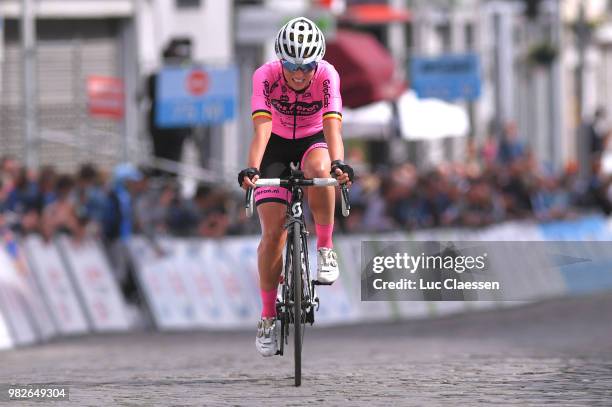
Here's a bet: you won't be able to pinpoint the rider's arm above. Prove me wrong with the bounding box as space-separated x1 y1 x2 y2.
322 64 351 185
241 67 274 189
247 117 272 169
241 117 272 189
322 63 344 162
323 118 344 163
323 118 351 186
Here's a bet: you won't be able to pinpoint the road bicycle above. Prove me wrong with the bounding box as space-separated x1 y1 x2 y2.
245 163 350 386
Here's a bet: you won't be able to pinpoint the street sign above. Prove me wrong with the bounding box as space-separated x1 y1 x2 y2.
236 7 336 44
155 65 238 128
410 53 482 101
87 76 125 120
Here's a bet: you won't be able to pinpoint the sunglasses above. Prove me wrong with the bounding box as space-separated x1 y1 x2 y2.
281 60 318 72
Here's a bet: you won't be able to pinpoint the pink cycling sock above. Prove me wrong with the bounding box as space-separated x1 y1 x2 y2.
260 287 277 318
316 223 334 249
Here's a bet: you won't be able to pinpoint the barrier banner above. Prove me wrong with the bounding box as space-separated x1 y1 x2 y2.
23 236 89 335
0 311 12 350
128 237 200 330
7 240 57 341
335 236 395 322
118 215 612 333
220 237 260 299
57 237 130 332
201 240 260 328
305 238 358 326
0 249 38 345
171 239 227 328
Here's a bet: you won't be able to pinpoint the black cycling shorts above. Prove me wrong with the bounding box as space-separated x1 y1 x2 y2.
255 131 328 206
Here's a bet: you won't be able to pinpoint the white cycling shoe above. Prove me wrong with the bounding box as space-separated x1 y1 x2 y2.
316 247 339 284
255 317 279 357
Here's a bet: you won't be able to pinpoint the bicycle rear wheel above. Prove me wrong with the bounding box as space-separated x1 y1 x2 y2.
292 221 302 387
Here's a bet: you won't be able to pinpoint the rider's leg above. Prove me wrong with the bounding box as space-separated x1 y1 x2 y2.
302 147 334 248
256 202 287 317
302 147 339 284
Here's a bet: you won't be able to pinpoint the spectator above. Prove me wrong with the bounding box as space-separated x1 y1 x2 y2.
166 183 198 236
498 160 533 218
74 163 107 231
4 167 39 215
458 178 505 227
481 133 498 167
196 189 231 238
586 154 612 215
103 163 144 302
531 175 571 221
134 177 180 237
40 175 83 240
36 166 58 208
586 107 608 157
103 163 144 243
498 122 526 164
0 155 21 198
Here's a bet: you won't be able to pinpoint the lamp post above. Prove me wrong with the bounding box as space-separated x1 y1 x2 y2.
573 0 591 178
21 0 38 169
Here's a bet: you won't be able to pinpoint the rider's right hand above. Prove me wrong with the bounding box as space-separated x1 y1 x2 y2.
238 167 261 190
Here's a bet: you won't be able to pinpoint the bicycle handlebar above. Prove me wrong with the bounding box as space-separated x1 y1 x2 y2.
244 177 350 218
255 178 339 187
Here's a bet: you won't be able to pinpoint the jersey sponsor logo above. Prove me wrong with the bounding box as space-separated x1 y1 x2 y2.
322 79 331 108
263 80 271 108
280 95 289 102
271 99 322 116
304 92 312 99
255 187 280 196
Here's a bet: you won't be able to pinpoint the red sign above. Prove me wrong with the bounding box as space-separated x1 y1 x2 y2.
186 70 209 96
87 76 125 120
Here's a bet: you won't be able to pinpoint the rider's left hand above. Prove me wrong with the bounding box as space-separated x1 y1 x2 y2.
331 160 354 187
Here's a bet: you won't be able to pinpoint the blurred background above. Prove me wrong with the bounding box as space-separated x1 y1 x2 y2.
0 0 612 356
1 2 612 403
1 0 612 239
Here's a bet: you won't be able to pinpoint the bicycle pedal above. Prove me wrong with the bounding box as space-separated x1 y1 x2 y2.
312 280 333 286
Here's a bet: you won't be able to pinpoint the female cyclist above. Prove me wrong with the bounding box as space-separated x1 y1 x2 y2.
238 17 354 357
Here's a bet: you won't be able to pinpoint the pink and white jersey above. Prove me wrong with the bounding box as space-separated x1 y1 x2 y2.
251 60 342 139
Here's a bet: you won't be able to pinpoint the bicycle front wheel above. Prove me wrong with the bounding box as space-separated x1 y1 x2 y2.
292 221 302 387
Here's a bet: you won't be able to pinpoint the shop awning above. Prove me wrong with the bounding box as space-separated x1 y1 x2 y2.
341 4 411 25
398 90 470 140
325 29 406 108
342 90 469 140
342 101 394 139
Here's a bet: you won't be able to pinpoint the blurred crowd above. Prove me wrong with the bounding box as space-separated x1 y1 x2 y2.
0 157 252 244
339 122 612 233
0 123 611 245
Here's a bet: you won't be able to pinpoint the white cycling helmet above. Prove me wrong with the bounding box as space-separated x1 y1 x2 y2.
275 17 326 65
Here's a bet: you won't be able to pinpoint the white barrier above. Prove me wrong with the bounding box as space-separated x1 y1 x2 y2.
0 311 13 350
23 236 89 335
57 236 130 332
9 241 57 341
2 215 611 345
129 237 201 330
0 249 38 345
334 236 396 322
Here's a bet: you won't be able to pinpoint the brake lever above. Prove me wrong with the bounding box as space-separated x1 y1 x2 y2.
340 184 350 217
245 187 254 218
